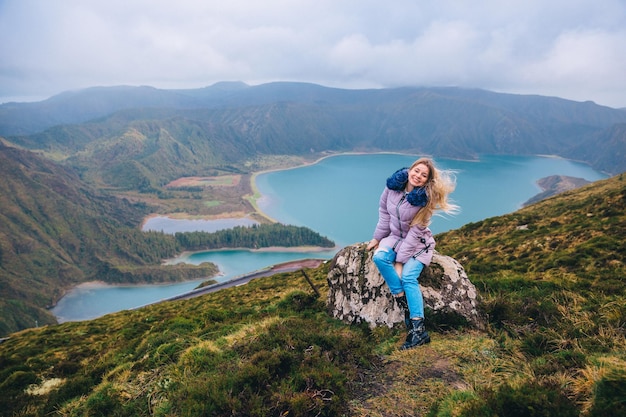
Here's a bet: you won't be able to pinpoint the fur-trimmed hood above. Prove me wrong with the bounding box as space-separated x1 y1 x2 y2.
371 168 436 265
386 168 428 207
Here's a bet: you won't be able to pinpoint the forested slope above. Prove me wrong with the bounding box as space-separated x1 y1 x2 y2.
0 144 213 335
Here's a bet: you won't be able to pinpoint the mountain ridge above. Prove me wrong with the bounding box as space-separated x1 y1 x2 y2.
2 83 625 178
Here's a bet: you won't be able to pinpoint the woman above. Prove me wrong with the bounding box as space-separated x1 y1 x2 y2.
366 157 458 350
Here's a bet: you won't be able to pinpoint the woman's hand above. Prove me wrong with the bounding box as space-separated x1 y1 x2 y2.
366 239 379 251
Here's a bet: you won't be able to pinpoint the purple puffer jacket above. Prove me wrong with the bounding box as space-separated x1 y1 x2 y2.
372 187 436 265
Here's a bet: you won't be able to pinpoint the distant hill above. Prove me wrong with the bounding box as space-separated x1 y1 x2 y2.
523 175 592 206
0 85 204 136
2 83 626 180
567 122 626 175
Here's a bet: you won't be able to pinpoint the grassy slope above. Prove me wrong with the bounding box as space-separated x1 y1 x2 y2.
0 175 624 417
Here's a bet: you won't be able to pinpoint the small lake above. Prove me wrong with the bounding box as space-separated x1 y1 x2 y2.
143 216 259 234
51 153 607 322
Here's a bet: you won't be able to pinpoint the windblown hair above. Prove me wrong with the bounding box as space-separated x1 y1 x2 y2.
410 157 459 227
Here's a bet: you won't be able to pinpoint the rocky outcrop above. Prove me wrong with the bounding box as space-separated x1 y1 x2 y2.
523 175 591 206
326 243 485 330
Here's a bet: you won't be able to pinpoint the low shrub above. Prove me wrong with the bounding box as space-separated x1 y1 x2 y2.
459 381 578 417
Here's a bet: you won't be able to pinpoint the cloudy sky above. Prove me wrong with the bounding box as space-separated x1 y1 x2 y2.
1 0 625 108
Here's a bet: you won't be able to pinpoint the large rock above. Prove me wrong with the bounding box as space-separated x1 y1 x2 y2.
326 243 485 330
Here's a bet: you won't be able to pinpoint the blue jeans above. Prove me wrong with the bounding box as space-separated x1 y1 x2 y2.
372 246 425 319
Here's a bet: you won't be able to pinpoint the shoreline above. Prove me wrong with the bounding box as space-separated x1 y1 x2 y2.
142 151 597 262
140 151 396 226
59 244 337 293
141 152 603 230
52 256 328 316
163 244 338 265
140 211 257 230
142 150 445 227
246 150 425 221
62 279 207 291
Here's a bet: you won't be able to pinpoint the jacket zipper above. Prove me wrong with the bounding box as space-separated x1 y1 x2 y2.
392 193 407 250
396 193 406 237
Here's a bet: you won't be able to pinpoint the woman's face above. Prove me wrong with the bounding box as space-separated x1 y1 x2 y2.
408 163 430 188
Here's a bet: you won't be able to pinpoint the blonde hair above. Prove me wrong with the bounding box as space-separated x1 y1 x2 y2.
410 158 459 227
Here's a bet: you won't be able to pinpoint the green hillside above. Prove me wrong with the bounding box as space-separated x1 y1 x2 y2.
0 143 219 336
1 174 623 417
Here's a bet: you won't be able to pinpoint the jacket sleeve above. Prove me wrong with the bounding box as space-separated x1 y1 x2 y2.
372 188 391 241
396 225 436 265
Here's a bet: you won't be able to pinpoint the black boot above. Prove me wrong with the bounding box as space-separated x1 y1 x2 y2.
395 295 411 329
400 318 430 350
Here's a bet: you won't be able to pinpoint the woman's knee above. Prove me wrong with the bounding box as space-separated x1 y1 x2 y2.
401 259 424 282
372 250 383 264
372 247 393 265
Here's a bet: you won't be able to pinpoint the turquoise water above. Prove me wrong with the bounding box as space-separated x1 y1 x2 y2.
51 280 208 322
51 154 607 321
255 154 606 244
